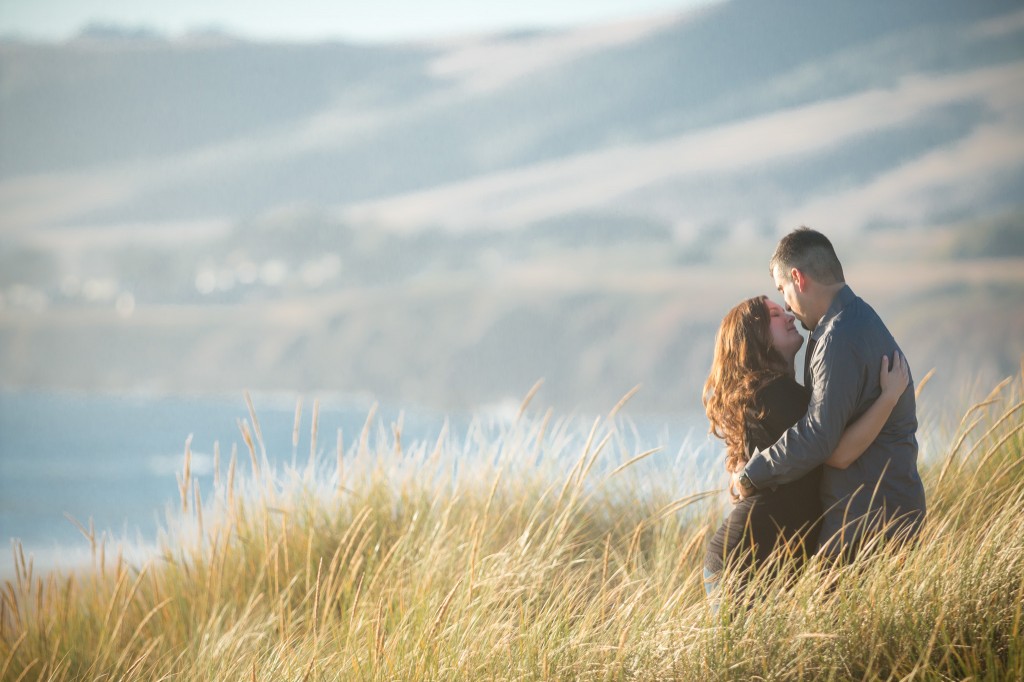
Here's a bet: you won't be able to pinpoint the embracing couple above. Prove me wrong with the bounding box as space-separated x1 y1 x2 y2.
702 227 927 598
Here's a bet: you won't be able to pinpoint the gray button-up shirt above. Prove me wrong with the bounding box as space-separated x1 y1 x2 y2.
742 285 926 551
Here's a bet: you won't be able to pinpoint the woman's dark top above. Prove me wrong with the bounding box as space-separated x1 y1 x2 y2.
704 376 822 576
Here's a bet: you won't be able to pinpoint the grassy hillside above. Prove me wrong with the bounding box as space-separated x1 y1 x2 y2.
3 374 1022 680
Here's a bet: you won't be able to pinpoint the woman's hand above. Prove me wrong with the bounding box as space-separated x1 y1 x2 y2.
879 351 909 406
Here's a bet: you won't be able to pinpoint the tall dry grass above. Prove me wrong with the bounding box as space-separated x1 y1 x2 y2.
2 374 1023 681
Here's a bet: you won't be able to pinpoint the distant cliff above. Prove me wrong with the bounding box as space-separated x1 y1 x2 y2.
1 0 1023 412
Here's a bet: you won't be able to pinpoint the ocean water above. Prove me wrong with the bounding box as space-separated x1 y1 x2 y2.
0 390 713 577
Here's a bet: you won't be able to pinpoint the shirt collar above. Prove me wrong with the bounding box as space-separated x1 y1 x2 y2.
810 284 855 341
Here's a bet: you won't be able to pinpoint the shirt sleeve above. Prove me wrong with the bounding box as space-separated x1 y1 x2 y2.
743 331 864 488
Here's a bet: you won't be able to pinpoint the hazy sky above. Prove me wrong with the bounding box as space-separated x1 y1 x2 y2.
0 0 719 43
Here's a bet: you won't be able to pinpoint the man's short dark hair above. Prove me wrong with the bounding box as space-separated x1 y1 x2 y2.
770 227 845 284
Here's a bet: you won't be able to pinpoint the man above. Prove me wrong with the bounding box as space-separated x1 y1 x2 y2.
735 227 926 557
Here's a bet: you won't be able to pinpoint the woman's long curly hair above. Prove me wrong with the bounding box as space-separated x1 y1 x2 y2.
703 296 793 498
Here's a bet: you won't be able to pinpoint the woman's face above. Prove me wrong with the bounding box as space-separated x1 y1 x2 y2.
766 298 803 358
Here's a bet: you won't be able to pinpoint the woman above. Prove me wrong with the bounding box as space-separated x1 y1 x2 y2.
702 295 908 596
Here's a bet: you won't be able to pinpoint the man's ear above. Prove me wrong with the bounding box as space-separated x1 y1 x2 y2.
791 268 808 292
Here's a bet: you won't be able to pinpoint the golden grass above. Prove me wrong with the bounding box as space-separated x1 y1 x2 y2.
2 376 1023 681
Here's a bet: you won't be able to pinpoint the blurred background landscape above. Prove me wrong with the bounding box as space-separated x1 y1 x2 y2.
2 0 1023 418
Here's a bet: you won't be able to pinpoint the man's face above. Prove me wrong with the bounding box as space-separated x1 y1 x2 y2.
772 264 811 329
